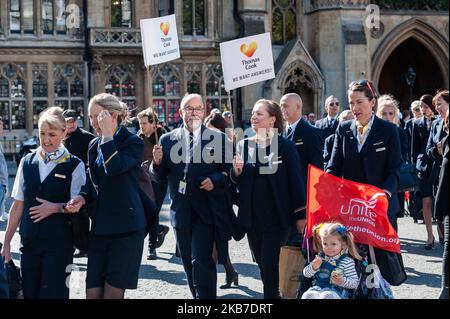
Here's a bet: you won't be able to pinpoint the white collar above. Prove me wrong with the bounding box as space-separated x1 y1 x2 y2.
183 124 202 141
287 117 302 132
327 115 338 122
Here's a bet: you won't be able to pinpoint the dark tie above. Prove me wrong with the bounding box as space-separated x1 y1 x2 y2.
286 127 294 140
96 144 103 167
188 132 194 161
330 119 335 127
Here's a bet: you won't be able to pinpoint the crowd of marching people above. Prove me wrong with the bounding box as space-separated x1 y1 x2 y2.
0 79 448 300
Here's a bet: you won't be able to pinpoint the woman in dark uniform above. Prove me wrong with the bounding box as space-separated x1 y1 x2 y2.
66 93 146 299
231 99 306 299
412 95 437 249
426 90 449 247
1 107 86 299
377 94 409 231
435 109 449 299
326 80 403 283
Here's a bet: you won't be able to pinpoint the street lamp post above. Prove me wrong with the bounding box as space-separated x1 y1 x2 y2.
405 66 416 109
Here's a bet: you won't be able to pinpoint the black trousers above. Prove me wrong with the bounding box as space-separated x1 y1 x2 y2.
20 239 74 299
247 226 288 299
149 180 168 249
174 217 216 299
442 215 449 291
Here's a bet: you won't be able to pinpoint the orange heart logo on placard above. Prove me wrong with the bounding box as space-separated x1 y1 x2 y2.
240 41 258 58
160 22 170 36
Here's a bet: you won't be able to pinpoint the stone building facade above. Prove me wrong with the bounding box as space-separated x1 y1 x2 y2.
0 0 448 153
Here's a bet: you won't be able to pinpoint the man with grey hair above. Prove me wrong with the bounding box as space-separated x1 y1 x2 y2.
279 93 323 242
151 93 233 299
315 95 340 140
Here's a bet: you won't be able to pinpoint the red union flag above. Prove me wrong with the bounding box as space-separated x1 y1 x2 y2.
306 165 401 253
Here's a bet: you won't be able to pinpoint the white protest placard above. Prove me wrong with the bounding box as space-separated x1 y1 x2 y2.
140 14 180 66
220 32 275 92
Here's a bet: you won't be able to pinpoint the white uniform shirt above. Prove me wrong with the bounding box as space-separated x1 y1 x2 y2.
11 146 86 201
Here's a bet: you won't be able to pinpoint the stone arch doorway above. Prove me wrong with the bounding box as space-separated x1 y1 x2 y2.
372 19 449 110
283 67 315 115
274 60 324 116
378 38 445 110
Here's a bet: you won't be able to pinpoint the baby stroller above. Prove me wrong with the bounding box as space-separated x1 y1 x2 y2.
296 239 397 299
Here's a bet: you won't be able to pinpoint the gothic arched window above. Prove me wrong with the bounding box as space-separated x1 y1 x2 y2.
186 64 201 94
152 64 182 126
206 64 231 113
0 63 26 130
105 63 136 110
32 63 49 128
54 63 85 110
272 0 297 45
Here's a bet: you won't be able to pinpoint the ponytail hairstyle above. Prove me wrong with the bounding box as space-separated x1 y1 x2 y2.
88 93 124 124
312 222 362 260
254 99 285 133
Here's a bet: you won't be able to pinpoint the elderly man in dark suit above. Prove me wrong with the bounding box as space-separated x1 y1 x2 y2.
151 93 233 299
315 95 340 140
279 93 323 244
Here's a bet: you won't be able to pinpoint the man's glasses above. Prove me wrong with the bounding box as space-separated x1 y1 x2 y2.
329 102 339 107
184 106 204 114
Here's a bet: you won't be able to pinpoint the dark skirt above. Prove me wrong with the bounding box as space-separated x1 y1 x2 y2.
86 229 145 290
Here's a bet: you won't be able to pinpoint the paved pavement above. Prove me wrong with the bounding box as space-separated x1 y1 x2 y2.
0 161 444 299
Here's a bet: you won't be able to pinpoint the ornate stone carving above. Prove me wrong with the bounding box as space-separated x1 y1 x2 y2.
310 0 370 11
370 21 385 39
90 28 142 47
91 54 104 73
371 0 448 11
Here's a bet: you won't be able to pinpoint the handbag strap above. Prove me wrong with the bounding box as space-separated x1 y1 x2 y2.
369 245 377 266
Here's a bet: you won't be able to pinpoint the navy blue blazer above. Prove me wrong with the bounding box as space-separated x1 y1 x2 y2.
426 117 448 184
230 135 307 229
435 135 449 220
291 118 324 183
150 125 232 230
326 116 402 219
411 117 434 164
404 119 414 163
323 134 335 169
315 117 339 140
398 127 408 163
80 125 146 236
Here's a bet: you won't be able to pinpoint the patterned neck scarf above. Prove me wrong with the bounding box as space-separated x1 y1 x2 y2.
42 147 70 164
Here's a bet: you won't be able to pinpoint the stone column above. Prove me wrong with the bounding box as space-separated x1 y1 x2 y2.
91 54 105 95
0 0 8 34
135 63 145 109
143 65 153 109
237 0 267 121
26 62 33 135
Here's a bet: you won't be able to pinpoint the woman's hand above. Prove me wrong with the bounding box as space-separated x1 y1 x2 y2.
1 242 12 262
232 154 244 177
29 197 62 223
65 195 86 213
311 255 323 271
98 110 114 138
